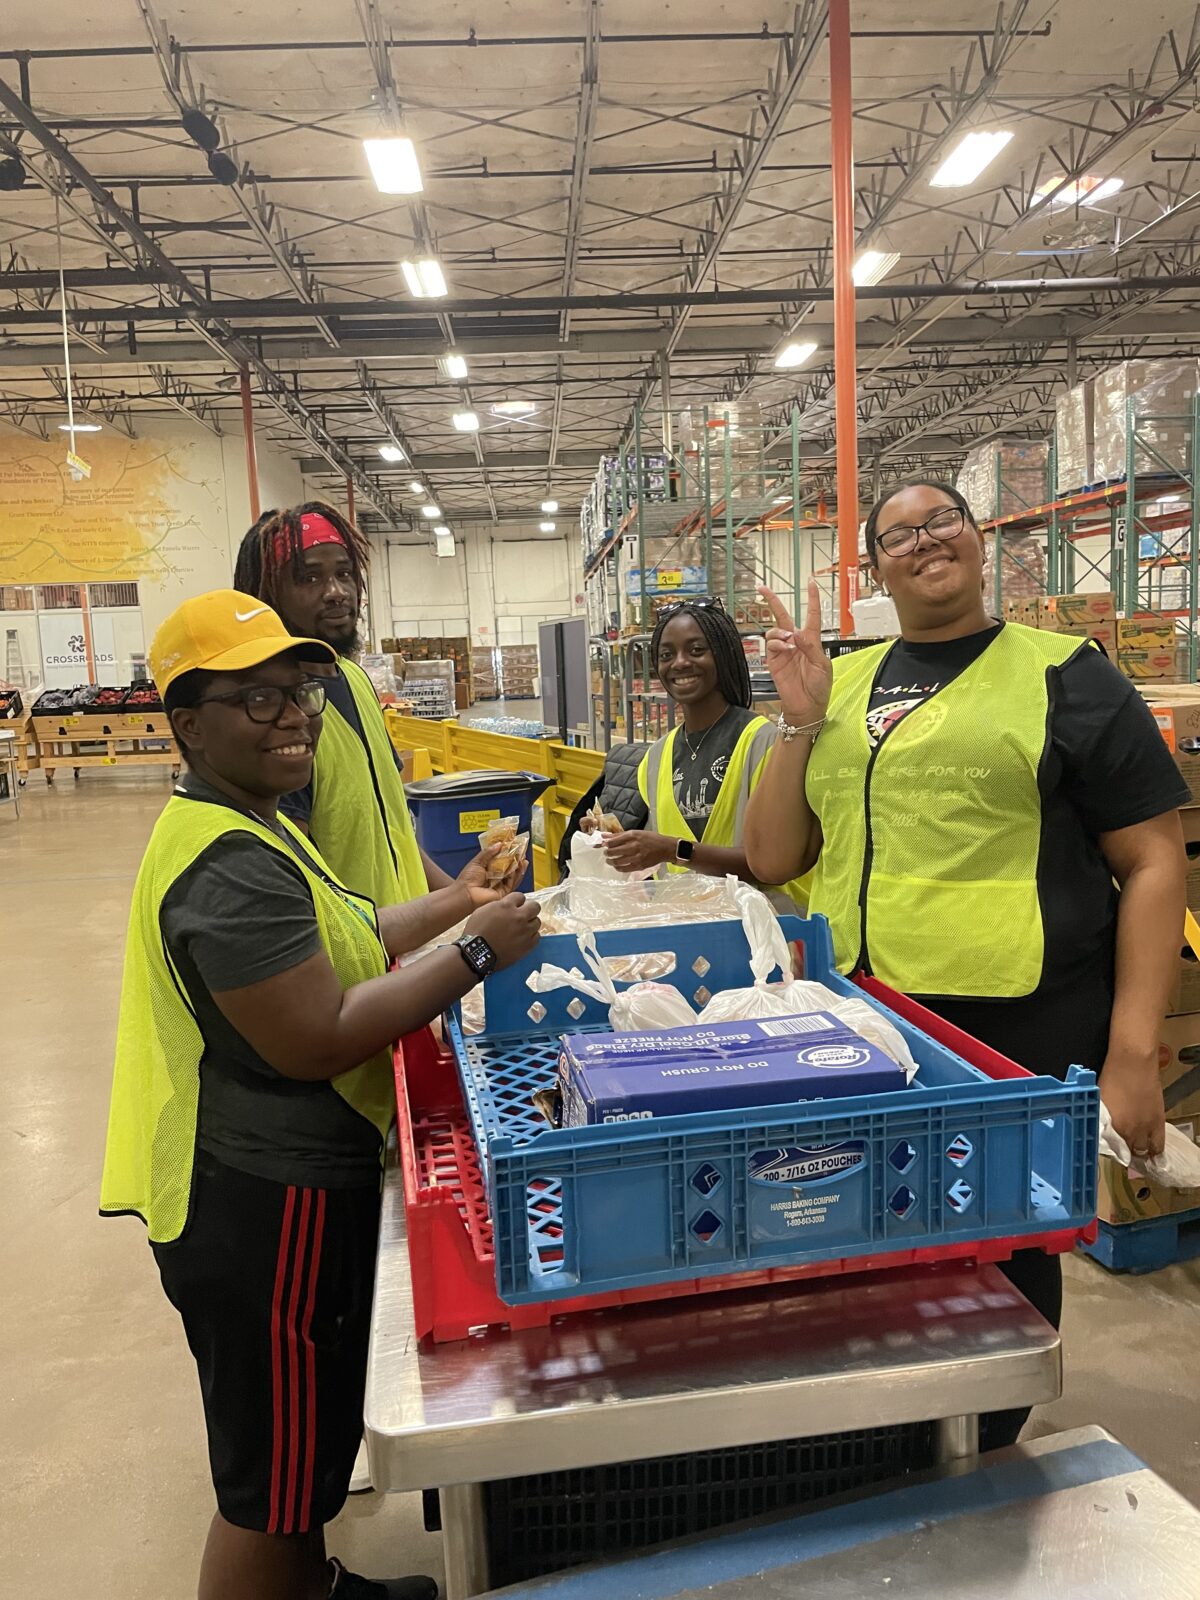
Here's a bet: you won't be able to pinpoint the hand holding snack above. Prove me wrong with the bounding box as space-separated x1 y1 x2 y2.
478 814 530 890
579 799 622 837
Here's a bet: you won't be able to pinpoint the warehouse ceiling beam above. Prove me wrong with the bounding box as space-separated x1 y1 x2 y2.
349 0 497 522
145 365 222 436
792 10 1200 437
0 73 409 526
548 0 601 483
750 3 1034 398
133 0 339 350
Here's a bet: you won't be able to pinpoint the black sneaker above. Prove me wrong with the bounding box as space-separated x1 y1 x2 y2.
327 1557 439 1600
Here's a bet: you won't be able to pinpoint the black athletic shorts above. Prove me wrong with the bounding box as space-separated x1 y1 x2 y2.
152 1148 382 1534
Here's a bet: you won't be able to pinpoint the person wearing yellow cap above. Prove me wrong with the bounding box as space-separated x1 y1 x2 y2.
100 590 540 1600
234 502 489 908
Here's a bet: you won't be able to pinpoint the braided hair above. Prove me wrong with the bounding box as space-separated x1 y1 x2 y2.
232 500 370 613
650 600 752 709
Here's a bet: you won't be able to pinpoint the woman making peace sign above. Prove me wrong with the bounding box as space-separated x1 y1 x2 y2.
743 479 1187 1444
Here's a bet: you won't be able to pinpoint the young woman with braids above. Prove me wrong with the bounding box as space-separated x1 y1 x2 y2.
234 502 519 909
593 596 806 908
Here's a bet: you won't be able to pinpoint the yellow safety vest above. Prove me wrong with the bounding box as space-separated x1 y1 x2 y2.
99 795 394 1243
638 716 809 909
806 623 1086 995
309 657 427 910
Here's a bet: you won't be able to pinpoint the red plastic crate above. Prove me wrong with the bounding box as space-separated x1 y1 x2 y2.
395 987 1097 1344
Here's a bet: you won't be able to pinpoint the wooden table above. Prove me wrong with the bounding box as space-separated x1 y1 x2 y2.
32 709 178 782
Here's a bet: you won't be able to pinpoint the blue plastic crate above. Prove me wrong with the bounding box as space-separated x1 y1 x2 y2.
448 915 1098 1305
1081 1206 1200 1274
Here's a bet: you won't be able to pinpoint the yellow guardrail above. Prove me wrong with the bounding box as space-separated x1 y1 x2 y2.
385 709 606 889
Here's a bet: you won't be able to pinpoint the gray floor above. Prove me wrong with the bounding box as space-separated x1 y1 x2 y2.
2 772 1198 1598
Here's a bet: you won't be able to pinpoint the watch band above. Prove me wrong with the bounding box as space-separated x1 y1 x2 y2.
454 933 497 977
675 837 696 863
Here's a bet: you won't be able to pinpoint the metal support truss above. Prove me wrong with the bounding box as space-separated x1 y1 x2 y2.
0 77 410 525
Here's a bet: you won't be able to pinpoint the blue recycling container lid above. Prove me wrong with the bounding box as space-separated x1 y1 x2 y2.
406 768 553 802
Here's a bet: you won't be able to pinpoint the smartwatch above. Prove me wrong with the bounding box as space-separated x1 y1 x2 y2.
455 933 498 978
675 838 696 864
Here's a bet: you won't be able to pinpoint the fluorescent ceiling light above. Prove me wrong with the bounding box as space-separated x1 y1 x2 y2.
378 443 405 463
772 493 790 505
363 136 423 195
400 257 448 298
773 340 818 370
492 399 538 416
421 503 441 518
409 480 426 494
58 421 102 432
440 352 469 380
852 250 900 287
452 411 479 432
1037 174 1124 208
540 499 558 514
928 129 1013 189
539 520 556 532
433 524 451 536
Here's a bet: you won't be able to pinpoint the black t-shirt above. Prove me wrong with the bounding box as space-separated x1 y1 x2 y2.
278 663 403 826
624 706 764 835
161 777 385 1188
863 624 1190 1077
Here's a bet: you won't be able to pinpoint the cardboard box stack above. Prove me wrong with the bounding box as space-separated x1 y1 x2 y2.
1004 590 1182 680
471 646 499 700
500 644 539 700
1092 358 1200 482
957 437 1049 520
383 635 473 706
1054 380 1095 494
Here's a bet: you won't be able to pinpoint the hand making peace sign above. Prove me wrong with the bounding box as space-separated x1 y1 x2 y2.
757 580 833 727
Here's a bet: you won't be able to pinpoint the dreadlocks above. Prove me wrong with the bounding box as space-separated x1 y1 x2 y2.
650 599 752 709
232 501 370 614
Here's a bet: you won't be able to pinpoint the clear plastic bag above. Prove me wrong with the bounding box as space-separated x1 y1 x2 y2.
479 814 529 888
1099 1103 1200 1189
526 930 698 1030
695 884 918 1079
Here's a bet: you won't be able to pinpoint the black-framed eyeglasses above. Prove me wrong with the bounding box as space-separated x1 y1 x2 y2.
657 594 728 620
196 678 328 724
875 506 967 558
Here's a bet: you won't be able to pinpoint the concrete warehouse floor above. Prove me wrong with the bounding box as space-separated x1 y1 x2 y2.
2 772 1198 1599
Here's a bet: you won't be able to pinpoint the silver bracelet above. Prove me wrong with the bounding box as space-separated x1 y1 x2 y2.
777 711 826 743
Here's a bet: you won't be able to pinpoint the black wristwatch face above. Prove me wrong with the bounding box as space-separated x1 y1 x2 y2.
676 838 695 862
456 934 497 977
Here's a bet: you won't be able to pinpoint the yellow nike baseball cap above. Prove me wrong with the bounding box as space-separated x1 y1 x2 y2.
149 589 335 694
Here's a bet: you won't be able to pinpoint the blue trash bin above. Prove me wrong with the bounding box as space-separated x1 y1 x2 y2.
405 769 553 890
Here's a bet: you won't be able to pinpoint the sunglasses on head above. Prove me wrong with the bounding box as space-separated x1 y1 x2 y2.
657 595 727 620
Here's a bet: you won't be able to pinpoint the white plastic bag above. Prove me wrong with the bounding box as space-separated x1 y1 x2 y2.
695 883 919 1080
526 930 698 1030
1099 1103 1200 1189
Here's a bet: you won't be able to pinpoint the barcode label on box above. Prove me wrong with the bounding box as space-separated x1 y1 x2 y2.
757 1014 836 1037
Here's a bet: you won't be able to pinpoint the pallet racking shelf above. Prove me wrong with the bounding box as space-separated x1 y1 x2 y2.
977 395 1200 681
581 405 833 749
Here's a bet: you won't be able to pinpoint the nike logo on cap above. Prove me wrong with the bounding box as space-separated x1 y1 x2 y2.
234 606 269 623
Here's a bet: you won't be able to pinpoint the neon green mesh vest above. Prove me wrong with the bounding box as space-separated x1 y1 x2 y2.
806 623 1085 995
638 716 810 909
100 795 393 1243
308 657 426 909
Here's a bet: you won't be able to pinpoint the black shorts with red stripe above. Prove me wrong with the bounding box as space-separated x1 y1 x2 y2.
153 1148 381 1534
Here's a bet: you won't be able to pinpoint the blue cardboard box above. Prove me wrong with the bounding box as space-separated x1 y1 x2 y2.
558 1013 908 1126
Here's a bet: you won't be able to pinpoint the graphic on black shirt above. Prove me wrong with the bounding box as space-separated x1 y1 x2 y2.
671 705 761 833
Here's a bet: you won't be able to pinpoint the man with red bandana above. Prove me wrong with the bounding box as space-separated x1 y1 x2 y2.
234 503 509 909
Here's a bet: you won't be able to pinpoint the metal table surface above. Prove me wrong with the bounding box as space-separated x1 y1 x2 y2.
485 1427 1200 1600
365 1162 1061 1598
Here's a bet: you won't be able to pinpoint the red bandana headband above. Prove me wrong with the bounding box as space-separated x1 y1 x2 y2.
274 511 347 564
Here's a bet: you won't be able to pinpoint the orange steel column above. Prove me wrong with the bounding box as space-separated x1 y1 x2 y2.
240 365 261 523
346 474 356 526
829 0 859 636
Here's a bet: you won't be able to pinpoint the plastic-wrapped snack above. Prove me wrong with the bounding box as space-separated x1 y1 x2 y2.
526 932 699 1030
586 798 622 835
479 814 529 887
